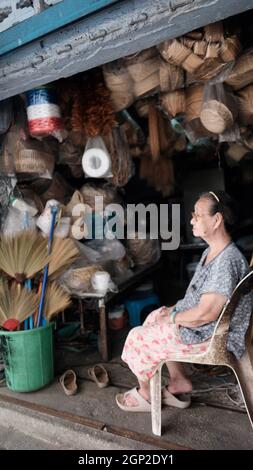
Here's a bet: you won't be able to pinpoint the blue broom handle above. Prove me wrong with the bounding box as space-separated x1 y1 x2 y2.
37 206 58 327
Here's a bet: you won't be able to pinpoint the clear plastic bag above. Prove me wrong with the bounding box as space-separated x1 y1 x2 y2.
200 83 238 135
3 206 36 236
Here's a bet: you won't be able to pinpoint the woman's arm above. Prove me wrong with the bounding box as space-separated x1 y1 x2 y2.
172 293 227 328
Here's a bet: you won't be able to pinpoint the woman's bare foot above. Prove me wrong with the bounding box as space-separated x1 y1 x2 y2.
121 388 150 407
167 378 193 395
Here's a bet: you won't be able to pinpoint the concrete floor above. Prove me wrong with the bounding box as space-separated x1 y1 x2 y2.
0 325 252 450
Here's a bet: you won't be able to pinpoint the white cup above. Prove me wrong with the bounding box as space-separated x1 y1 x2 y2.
91 271 110 292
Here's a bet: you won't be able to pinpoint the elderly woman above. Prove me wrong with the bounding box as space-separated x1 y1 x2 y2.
116 191 250 411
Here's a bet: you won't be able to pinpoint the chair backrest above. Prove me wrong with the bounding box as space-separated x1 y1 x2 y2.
210 268 253 343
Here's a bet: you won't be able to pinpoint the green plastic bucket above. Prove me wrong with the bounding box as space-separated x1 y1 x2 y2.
0 323 54 392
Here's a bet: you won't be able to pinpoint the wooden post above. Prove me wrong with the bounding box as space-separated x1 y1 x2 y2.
98 298 108 362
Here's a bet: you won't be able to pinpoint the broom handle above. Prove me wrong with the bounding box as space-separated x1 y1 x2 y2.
37 206 58 328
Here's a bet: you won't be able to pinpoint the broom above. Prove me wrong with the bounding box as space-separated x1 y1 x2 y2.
43 282 72 321
0 281 39 331
0 231 49 282
48 238 79 280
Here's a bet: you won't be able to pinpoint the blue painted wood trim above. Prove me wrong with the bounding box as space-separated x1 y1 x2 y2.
0 0 120 56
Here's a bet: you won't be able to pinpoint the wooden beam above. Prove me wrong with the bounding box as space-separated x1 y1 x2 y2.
0 0 253 101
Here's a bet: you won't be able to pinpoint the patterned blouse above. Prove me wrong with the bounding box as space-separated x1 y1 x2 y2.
175 242 253 359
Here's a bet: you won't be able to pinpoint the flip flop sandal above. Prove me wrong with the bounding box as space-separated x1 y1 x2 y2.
116 387 151 412
87 364 109 388
162 388 191 408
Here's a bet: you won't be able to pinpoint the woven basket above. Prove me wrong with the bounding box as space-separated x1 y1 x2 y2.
133 71 160 97
220 36 241 63
204 21 224 42
182 53 204 73
103 62 133 92
189 58 227 81
110 91 134 111
182 36 196 49
193 40 207 57
225 52 253 90
185 85 204 121
159 60 184 92
127 56 160 81
161 90 186 117
158 39 191 66
205 43 219 59
237 85 253 125
200 99 235 134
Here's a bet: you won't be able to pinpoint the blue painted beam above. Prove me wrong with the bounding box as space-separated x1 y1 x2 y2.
0 0 120 56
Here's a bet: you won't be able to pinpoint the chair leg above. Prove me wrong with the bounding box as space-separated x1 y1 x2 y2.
231 349 253 430
150 366 162 436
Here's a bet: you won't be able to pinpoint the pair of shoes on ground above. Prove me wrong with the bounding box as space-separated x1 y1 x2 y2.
116 386 191 412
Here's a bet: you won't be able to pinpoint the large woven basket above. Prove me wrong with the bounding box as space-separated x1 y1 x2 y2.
158 39 191 66
185 85 204 121
182 53 204 73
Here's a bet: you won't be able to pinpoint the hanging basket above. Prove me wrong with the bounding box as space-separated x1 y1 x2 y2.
220 36 241 63
200 92 237 134
127 56 160 82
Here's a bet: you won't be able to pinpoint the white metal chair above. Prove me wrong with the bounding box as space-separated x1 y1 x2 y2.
150 269 253 436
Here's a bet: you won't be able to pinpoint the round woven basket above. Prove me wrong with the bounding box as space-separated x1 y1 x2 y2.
200 99 234 134
161 90 186 117
237 84 253 125
133 72 160 97
103 62 132 93
185 85 204 121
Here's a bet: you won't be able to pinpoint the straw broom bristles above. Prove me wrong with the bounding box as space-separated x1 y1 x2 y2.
0 231 49 282
44 282 71 321
0 281 39 329
48 238 79 280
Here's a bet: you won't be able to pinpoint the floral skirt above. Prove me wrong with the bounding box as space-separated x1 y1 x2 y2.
122 306 210 381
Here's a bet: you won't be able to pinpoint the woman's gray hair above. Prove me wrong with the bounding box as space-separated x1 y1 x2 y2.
199 190 237 234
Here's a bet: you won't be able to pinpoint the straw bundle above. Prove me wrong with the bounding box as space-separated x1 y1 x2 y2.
200 99 235 134
220 36 241 63
182 53 204 73
204 21 224 42
237 85 253 125
161 90 186 117
148 105 160 163
44 282 71 320
0 231 49 282
133 71 160 97
158 39 191 66
185 85 204 121
159 60 184 92
0 281 39 330
225 52 253 90
127 56 160 81
48 238 79 280
103 62 132 91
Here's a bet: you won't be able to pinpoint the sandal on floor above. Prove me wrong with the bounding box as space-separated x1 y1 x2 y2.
88 364 109 388
116 387 151 412
60 369 77 396
162 388 191 408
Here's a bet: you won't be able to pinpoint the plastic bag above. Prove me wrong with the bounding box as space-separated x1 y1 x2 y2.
3 206 36 236
126 236 161 268
84 239 126 262
82 136 113 179
200 83 238 135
